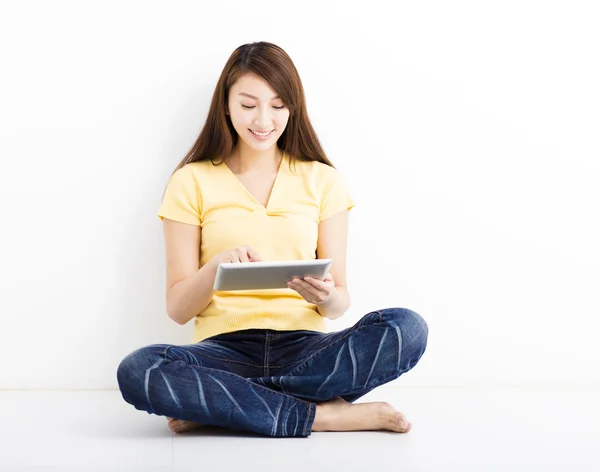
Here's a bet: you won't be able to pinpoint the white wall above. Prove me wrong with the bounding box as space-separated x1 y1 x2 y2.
1 0 599 390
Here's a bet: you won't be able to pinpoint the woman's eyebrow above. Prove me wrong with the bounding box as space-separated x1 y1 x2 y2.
238 92 280 100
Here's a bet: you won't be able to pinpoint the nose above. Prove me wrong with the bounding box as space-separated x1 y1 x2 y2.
253 106 274 130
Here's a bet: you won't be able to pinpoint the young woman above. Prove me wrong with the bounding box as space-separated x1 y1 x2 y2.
117 41 428 438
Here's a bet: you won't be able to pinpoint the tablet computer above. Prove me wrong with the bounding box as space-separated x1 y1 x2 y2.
213 259 333 291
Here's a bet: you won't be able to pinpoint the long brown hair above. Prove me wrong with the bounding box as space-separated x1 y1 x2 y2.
168 41 334 179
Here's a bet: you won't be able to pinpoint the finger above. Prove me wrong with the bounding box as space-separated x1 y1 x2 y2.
303 277 331 291
307 272 333 284
289 282 312 302
293 278 323 301
247 246 262 262
237 248 251 263
287 279 307 293
303 278 334 303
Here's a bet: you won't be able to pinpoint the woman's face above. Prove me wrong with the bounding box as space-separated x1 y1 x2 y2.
227 73 290 152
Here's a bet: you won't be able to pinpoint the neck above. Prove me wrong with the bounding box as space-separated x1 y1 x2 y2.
227 144 283 173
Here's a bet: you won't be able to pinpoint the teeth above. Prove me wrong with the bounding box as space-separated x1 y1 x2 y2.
250 129 272 137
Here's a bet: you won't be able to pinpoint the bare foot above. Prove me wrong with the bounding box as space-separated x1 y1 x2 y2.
166 416 205 434
312 397 412 433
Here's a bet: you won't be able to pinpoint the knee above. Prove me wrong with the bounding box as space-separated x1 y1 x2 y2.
379 307 429 357
116 344 166 392
116 349 142 392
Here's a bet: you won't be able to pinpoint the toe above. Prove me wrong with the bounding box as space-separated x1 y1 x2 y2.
392 413 412 432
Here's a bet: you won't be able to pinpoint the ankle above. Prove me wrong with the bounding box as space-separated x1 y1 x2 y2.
312 404 330 432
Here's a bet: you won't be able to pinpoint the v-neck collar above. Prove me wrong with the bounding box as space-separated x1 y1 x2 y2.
223 151 287 211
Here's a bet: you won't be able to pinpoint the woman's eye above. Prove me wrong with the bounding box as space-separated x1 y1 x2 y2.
241 105 285 110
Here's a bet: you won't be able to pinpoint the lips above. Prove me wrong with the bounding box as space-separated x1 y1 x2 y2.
249 129 274 137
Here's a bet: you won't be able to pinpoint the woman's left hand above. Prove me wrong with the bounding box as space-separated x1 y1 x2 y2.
287 272 335 305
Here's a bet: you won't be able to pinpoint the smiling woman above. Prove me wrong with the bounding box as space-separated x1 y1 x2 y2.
116 41 428 440
165 41 335 176
228 75 290 146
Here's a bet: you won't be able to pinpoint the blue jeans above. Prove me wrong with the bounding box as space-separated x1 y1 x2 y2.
116 307 428 437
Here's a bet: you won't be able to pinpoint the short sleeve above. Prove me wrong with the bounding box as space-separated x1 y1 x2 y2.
157 165 202 225
319 168 356 222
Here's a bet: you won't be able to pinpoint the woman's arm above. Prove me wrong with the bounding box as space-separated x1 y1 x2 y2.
315 209 352 320
162 218 217 325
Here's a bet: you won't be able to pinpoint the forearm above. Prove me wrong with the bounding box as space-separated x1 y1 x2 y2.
167 260 218 325
316 286 351 320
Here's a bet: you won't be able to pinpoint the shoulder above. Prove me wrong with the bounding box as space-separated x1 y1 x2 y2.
178 159 222 174
168 159 225 185
291 158 338 181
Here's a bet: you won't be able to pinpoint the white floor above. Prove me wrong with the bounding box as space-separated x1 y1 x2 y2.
1 387 598 471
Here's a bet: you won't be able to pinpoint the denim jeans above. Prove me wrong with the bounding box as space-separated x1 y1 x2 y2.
116 307 428 437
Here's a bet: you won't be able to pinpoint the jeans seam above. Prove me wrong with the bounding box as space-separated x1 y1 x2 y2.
264 333 270 377
303 402 313 436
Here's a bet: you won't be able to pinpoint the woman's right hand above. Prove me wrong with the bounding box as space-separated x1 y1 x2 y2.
209 245 262 266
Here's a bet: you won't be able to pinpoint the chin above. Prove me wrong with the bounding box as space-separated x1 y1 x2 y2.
243 136 278 149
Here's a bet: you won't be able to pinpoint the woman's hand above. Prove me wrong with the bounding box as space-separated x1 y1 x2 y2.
287 272 336 305
209 245 262 265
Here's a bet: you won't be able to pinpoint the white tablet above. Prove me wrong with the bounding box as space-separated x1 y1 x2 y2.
213 259 333 291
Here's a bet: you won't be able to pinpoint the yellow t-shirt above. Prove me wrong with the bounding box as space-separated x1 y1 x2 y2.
157 151 356 342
